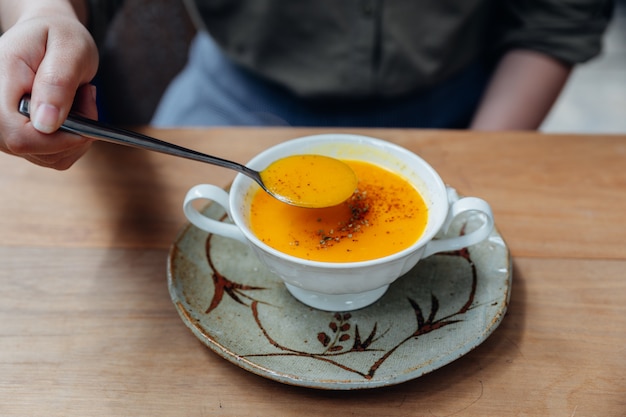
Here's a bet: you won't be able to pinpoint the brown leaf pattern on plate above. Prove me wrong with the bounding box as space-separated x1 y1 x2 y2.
201 219 478 380
203 214 268 314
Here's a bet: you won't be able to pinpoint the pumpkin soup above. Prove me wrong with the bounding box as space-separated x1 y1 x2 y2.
250 160 428 262
260 154 358 208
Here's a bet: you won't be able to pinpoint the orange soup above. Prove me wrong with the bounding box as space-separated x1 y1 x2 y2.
249 160 428 262
260 154 357 208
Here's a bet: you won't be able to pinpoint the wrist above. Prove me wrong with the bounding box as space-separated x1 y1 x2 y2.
1 0 88 30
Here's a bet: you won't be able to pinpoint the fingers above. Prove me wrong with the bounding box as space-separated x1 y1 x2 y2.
73 83 100 120
7 85 98 170
22 138 93 170
2 114 95 170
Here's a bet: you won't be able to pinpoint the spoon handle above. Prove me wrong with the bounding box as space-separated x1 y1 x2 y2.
18 96 259 180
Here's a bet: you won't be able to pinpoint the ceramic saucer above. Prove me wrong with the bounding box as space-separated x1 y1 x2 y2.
167 188 511 390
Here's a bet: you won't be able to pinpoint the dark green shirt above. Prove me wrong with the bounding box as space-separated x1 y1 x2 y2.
89 0 613 98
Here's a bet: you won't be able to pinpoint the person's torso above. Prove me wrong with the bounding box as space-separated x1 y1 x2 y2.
185 0 495 98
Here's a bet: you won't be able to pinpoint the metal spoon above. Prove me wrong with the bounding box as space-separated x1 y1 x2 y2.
18 96 356 208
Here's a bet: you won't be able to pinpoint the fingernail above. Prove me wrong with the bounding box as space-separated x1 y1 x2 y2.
32 103 61 134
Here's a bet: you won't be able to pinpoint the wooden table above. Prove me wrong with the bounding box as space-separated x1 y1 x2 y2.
1 128 625 416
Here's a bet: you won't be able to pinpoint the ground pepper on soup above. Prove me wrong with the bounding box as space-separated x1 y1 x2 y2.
250 160 428 263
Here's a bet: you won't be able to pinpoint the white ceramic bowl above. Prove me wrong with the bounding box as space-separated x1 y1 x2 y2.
184 134 493 311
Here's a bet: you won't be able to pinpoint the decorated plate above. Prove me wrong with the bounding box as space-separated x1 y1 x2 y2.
167 188 511 390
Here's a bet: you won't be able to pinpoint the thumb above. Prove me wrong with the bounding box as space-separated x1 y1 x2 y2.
30 31 98 133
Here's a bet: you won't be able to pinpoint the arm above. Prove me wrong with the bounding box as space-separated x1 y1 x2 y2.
470 49 571 131
0 0 98 169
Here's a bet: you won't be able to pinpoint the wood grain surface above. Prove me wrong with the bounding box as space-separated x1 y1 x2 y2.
1 128 625 416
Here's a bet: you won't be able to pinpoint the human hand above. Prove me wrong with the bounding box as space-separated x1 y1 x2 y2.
0 11 99 169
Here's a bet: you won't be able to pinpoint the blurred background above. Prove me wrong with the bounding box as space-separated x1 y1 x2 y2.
541 0 626 133
99 0 625 133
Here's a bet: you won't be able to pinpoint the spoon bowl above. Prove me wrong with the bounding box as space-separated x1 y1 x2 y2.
18 96 356 208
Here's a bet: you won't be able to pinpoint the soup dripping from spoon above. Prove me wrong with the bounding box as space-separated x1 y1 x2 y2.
18 96 357 208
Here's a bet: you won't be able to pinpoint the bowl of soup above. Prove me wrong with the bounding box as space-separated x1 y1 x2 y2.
183 134 494 311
